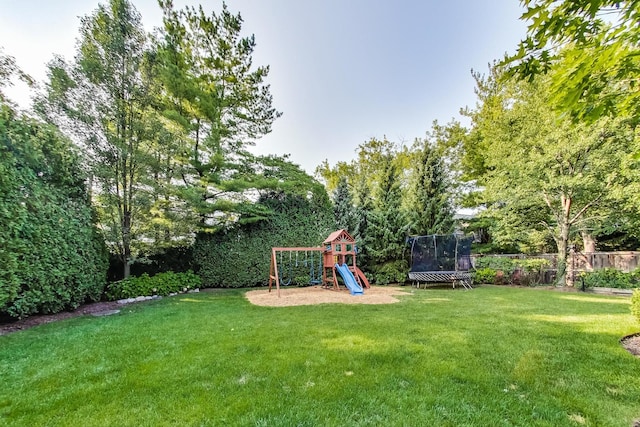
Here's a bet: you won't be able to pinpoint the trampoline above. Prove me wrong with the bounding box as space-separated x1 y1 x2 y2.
408 234 473 289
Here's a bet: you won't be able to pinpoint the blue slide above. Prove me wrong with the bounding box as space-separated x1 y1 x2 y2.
335 264 364 295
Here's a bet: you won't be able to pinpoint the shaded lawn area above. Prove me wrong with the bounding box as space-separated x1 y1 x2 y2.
1 286 639 426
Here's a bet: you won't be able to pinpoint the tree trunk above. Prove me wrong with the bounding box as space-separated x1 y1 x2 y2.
581 231 596 271
556 198 571 287
123 211 132 279
580 231 598 253
123 254 131 279
582 232 597 252
556 241 568 287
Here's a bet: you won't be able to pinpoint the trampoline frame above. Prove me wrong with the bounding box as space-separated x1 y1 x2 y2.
408 235 473 290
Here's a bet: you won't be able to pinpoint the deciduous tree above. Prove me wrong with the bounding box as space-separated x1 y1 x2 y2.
37 0 154 278
0 49 34 107
464 66 635 285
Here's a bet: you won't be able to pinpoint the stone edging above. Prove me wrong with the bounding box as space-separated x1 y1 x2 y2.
587 287 634 296
116 288 200 305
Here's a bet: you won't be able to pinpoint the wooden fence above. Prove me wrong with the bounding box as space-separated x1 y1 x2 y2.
570 251 640 272
471 251 640 285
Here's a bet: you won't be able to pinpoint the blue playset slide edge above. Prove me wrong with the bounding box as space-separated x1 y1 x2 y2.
335 264 363 295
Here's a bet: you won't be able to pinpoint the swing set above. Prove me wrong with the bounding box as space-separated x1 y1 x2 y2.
268 247 324 293
268 229 371 296
271 248 324 286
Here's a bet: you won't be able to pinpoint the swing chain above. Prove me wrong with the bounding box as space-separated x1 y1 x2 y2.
278 250 293 286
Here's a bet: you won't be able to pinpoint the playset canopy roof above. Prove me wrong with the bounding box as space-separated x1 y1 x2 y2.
323 229 355 245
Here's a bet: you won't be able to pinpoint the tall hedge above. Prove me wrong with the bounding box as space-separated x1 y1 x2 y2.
194 190 335 287
0 105 108 319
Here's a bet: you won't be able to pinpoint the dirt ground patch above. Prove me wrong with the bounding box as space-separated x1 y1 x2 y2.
621 333 640 358
245 285 410 307
0 300 122 336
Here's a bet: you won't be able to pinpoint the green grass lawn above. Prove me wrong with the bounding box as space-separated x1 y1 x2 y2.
1 286 639 426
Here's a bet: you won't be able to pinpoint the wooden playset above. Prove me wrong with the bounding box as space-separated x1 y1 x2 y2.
268 229 370 296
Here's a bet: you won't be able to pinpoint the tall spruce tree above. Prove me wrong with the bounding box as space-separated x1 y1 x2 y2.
332 176 357 233
406 139 454 236
366 154 408 284
352 172 373 271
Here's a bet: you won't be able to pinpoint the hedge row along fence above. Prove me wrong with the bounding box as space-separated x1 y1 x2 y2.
472 257 551 286
472 252 640 288
1 106 107 319
193 191 335 288
578 268 640 290
106 271 201 300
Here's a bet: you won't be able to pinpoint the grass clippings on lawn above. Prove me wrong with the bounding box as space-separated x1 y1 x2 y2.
245 285 410 307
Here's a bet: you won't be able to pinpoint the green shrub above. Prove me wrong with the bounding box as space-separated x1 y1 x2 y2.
371 260 408 285
473 257 551 286
194 191 335 288
473 268 497 284
515 259 550 285
294 276 313 286
581 268 640 289
518 258 550 273
0 105 107 319
632 289 640 324
106 271 202 300
108 246 194 282
474 257 517 274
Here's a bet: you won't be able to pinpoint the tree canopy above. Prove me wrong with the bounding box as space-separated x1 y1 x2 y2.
36 0 286 278
155 0 282 230
462 64 637 284
506 0 640 122
37 0 154 278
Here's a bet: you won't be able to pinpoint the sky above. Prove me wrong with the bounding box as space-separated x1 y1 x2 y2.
0 0 528 174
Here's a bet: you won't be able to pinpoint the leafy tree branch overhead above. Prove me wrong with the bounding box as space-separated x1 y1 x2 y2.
505 0 640 123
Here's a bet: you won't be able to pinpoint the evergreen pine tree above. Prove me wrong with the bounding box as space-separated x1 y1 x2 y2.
352 173 373 271
407 140 455 236
366 154 408 284
332 176 357 233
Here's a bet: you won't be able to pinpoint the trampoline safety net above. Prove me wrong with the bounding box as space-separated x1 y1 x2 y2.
408 234 473 286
